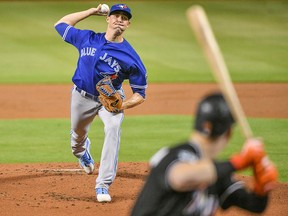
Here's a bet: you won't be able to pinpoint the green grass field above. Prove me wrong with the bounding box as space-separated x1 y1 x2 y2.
0 1 287 182
0 117 287 181
0 1 287 83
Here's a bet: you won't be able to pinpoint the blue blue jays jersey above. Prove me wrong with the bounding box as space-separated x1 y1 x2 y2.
55 23 147 98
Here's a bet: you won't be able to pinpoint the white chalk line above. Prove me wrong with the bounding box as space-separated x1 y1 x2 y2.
38 168 86 172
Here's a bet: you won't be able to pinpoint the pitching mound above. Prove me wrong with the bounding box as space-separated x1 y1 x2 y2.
0 162 287 216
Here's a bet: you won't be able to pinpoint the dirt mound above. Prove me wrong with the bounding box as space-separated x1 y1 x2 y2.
0 162 287 216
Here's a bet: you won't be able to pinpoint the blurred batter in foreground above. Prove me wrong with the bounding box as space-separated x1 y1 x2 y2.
131 92 277 216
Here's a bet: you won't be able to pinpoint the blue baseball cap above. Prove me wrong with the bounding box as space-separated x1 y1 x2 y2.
108 4 132 19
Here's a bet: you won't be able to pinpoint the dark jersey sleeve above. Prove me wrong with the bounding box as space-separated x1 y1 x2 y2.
131 143 201 216
219 176 268 213
157 145 200 191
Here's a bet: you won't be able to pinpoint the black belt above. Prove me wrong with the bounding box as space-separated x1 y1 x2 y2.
75 86 99 102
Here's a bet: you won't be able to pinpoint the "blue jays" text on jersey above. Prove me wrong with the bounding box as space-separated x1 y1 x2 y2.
55 23 147 98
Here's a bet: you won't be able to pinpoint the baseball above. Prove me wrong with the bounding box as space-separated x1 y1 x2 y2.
101 4 109 13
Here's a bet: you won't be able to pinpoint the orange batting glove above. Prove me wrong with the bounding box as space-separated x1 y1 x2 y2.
230 138 266 171
253 156 278 196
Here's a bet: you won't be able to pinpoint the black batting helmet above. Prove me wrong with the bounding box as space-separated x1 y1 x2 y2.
194 92 235 138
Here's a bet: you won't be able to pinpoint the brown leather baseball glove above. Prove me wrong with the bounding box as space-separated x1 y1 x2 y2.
96 77 123 113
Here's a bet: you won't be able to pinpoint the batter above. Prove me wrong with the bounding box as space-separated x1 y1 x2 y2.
54 4 147 202
131 93 277 216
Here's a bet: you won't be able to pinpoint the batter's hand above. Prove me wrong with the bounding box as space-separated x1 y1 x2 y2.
253 156 278 196
230 139 266 170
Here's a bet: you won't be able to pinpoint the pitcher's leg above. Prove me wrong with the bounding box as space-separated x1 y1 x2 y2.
96 107 124 189
70 87 100 173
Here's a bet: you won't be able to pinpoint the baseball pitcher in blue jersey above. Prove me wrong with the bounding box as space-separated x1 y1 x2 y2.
54 3 147 202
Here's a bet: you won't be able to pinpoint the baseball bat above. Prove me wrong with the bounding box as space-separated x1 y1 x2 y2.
186 5 253 139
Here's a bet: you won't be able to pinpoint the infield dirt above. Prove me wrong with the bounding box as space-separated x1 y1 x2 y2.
0 83 287 216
